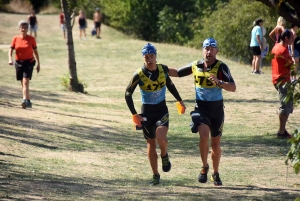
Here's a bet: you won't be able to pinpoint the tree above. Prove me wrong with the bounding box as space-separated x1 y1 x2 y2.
257 0 300 26
61 0 84 93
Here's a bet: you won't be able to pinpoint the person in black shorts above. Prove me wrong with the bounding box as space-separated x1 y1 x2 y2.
168 38 236 186
250 18 264 74
125 43 186 186
8 20 40 109
93 8 102 38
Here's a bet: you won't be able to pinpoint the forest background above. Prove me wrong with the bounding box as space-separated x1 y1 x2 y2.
0 0 293 64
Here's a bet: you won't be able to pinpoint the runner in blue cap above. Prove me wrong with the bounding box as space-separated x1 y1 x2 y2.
125 42 186 185
168 38 236 186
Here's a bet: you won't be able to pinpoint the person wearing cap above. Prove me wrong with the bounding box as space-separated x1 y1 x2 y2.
168 38 236 186
125 43 186 185
271 30 294 139
250 18 264 74
8 20 40 109
93 7 102 39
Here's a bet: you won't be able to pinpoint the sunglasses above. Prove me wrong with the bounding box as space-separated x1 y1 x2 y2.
203 42 217 48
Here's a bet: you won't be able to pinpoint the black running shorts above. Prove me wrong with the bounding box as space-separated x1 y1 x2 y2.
192 99 224 137
140 100 169 139
15 59 35 80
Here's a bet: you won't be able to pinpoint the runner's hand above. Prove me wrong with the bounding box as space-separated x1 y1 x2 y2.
132 114 143 127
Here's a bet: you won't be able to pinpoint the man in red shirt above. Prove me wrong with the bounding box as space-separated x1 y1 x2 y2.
271 29 294 138
60 11 66 39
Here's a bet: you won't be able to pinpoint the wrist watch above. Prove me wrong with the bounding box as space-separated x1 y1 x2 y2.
218 80 224 88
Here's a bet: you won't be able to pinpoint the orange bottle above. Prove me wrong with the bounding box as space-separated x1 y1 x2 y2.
176 102 185 114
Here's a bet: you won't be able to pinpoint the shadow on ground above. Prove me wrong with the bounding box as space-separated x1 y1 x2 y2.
0 170 299 200
0 87 298 200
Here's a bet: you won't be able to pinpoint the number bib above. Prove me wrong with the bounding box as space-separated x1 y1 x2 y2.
137 64 167 104
191 60 223 101
192 60 222 88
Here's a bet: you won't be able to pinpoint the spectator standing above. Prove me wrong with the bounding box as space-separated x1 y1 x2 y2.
27 11 38 38
289 24 299 80
260 26 269 71
8 20 40 109
93 7 102 39
60 10 66 39
269 16 286 44
271 30 294 139
78 10 87 40
250 18 264 74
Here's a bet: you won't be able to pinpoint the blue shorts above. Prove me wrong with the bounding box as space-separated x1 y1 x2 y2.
288 46 299 58
29 25 38 32
294 49 299 58
79 26 86 30
61 24 65 31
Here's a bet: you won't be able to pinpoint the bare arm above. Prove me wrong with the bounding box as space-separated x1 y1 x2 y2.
269 27 277 43
256 34 263 50
33 49 40 73
8 48 14 65
168 68 179 77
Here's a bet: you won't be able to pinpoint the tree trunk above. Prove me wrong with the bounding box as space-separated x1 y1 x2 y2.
61 0 84 93
258 0 300 27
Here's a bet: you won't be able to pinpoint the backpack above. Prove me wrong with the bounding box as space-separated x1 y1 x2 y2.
91 27 96 36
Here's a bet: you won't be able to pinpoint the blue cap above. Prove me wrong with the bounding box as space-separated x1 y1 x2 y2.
141 43 157 56
202 38 218 49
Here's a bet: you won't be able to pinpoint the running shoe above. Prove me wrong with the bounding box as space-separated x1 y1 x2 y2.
198 165 209 183
211 172 222 186
277 130 292 139
161 152 171 172
26 100 32 108
21 100 26 109
150 174 160 186
253 71 261 74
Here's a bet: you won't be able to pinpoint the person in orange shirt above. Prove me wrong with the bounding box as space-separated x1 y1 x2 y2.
8 20 40 109
271 29 294 138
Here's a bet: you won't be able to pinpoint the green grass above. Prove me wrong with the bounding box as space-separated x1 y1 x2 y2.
0 13 300 200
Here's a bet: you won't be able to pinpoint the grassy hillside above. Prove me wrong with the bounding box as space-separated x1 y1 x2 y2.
0 13 299 200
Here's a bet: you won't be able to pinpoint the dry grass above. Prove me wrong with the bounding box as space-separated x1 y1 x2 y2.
0 13 300 200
